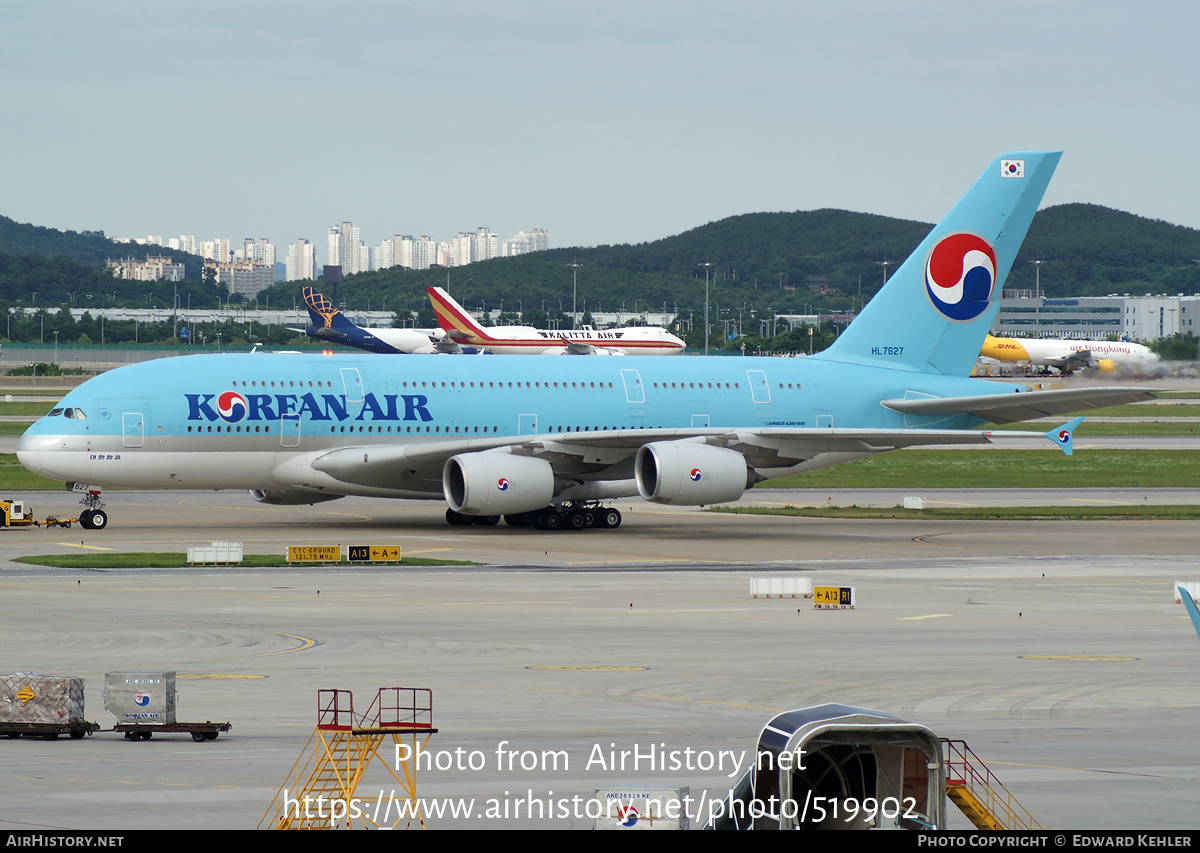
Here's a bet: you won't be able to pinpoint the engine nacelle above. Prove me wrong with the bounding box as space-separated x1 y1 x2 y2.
635 442 749 506
443 452 555 516
249 489 345 506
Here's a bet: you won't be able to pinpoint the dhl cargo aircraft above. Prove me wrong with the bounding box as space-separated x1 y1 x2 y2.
427 286 686 355
18 152 1153 531
981 334 1158 374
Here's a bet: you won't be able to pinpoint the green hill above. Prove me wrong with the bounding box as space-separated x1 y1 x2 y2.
261 204 1200 327
5 203 1200 334
0 215 219 311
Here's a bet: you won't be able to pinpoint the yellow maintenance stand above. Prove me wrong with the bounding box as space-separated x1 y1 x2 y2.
942 739 1042 830
262 687 437 830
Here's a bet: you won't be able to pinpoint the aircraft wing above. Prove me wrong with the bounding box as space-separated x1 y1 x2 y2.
881 386 1155 425
300 426 1002 492
1046 350 1092 373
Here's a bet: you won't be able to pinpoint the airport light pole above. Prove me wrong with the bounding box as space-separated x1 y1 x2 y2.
567 261 582 329
876 258 893 287
698 261 715 355
1030 259 1043 336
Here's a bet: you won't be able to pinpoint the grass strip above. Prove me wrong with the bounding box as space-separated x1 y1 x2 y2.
13 553 478 569
756 450 1200 490
711 504 1200 521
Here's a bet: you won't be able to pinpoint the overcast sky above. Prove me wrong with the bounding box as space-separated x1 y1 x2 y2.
3 1 1197 263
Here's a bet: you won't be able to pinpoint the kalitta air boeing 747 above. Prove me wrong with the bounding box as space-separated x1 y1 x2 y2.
426 286 686 355
18 152 1154 531
302 284 685 356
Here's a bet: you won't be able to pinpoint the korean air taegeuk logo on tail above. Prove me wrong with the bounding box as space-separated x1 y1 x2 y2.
924 232 998 322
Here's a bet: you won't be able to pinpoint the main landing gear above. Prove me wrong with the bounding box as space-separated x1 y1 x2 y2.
445 502 622 531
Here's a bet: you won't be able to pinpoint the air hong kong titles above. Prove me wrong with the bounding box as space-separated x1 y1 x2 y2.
186 391 433 425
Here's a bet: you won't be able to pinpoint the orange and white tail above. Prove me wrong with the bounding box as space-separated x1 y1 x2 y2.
427 287 489 343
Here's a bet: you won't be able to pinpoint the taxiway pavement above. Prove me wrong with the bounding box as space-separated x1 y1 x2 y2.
0 492 1197 830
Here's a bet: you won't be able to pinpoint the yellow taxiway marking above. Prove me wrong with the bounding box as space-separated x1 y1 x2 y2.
250 632 316 657
55 542 116 551
912 534 978 549
460 682 786 714
899 614 952 621
1069 497 1135 506
178 673 266 680
985 759 1200 783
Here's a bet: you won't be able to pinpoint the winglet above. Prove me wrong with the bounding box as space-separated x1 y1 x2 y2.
1044 416 1084 456
1178 585 1200 643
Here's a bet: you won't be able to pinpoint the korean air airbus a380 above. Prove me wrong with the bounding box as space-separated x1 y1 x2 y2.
18 152 1155 531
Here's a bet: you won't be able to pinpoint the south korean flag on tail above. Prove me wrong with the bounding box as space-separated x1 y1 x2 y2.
1000 159 1025 178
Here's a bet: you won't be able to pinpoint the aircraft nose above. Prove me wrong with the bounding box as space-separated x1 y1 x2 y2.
15 432 62 478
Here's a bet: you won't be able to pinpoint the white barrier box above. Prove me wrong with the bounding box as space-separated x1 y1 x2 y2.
1174 581 1199 603
188 541 244 564
750 577 813 599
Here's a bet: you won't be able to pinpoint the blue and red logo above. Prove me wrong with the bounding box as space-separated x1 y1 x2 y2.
617 805 639 827
924 232 997 322
1056 429 1071 445
134 691 150 707
216 391 248 423
497 478 509 491
689 468 702 482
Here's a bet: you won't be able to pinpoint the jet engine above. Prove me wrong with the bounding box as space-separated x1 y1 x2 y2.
635 442 749 506
249 489 346 506
443 452 555 516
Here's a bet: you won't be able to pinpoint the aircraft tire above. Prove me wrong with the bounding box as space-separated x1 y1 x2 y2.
89 511 108 531
599 508 622 529
80 510 93 528
566 510 587 531
446 508 467 526
474 515 500 526
537 508 561 531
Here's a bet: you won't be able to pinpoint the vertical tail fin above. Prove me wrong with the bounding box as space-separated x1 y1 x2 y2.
427 287 489 341
817 152 1061 375
302 286 356 331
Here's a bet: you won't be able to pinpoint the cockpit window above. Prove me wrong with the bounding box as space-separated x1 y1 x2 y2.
73 408 87 420
64 408 75 418
48 408 63 417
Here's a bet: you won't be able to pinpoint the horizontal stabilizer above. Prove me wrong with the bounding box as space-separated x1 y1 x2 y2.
882 387 1157 425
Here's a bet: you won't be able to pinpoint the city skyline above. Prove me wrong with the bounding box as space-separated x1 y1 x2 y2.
114 224 549 278
3 2 1198 256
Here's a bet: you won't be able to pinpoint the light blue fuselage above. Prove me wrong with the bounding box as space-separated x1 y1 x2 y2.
17 350 1006 495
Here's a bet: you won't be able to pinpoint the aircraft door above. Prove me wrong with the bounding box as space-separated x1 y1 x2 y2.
620 369 645 404
122 412 144 448
280 413 301 447
340 368 364 403
518 414 537 435
691 414 711 428
746 370 771 404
